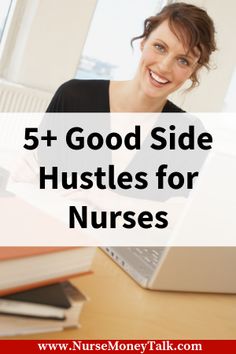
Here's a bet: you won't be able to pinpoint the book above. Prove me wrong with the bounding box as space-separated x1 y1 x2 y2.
0 246 95 296
0 283 71 320
2 282 71 308
0 281 87 336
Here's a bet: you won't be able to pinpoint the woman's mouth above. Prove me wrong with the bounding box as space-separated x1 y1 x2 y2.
149 69 170 87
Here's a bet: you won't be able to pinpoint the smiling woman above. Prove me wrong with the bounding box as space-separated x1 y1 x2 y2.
131 2 216 90
46 2 216 114
132 20 201 104
13 3 216 201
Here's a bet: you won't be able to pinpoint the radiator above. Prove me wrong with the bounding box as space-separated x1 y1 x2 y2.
0 81 53 159
0 80 52 112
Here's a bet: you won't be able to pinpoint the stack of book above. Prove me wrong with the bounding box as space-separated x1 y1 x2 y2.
0 247 95 336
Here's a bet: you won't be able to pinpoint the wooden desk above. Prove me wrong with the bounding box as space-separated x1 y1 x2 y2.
11 248 236 339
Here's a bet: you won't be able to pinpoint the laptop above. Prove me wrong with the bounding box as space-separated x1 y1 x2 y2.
3 150 236 293
102 151 236 293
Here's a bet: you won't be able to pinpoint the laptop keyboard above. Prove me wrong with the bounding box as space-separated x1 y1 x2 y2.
103 246 165 286
128 247 165 271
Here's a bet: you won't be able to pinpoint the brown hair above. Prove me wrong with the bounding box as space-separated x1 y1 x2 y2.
131 2 217 89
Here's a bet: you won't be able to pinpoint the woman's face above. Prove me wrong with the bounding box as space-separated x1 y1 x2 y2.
137 20 200 99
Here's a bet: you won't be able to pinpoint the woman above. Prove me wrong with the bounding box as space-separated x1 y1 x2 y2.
47 2 216 114
12 2 216 224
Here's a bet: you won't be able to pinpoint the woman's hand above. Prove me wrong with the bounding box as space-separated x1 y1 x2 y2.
63 187 122 211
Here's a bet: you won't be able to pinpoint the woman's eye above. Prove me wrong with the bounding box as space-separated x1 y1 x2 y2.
155 44 165 53
178 57 189 66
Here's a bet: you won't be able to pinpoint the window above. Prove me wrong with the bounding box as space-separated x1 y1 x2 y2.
0 0 13 44
75 0 166 80
224 67 236 111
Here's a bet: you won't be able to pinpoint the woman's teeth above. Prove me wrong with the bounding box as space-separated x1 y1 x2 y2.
150 70 169 84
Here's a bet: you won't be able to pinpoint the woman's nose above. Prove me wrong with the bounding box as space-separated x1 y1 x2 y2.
157 55 173 74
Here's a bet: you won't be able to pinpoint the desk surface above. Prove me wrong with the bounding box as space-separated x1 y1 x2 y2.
10 248 236 339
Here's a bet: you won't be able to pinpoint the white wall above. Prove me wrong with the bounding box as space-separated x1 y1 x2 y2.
170 0 236 111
